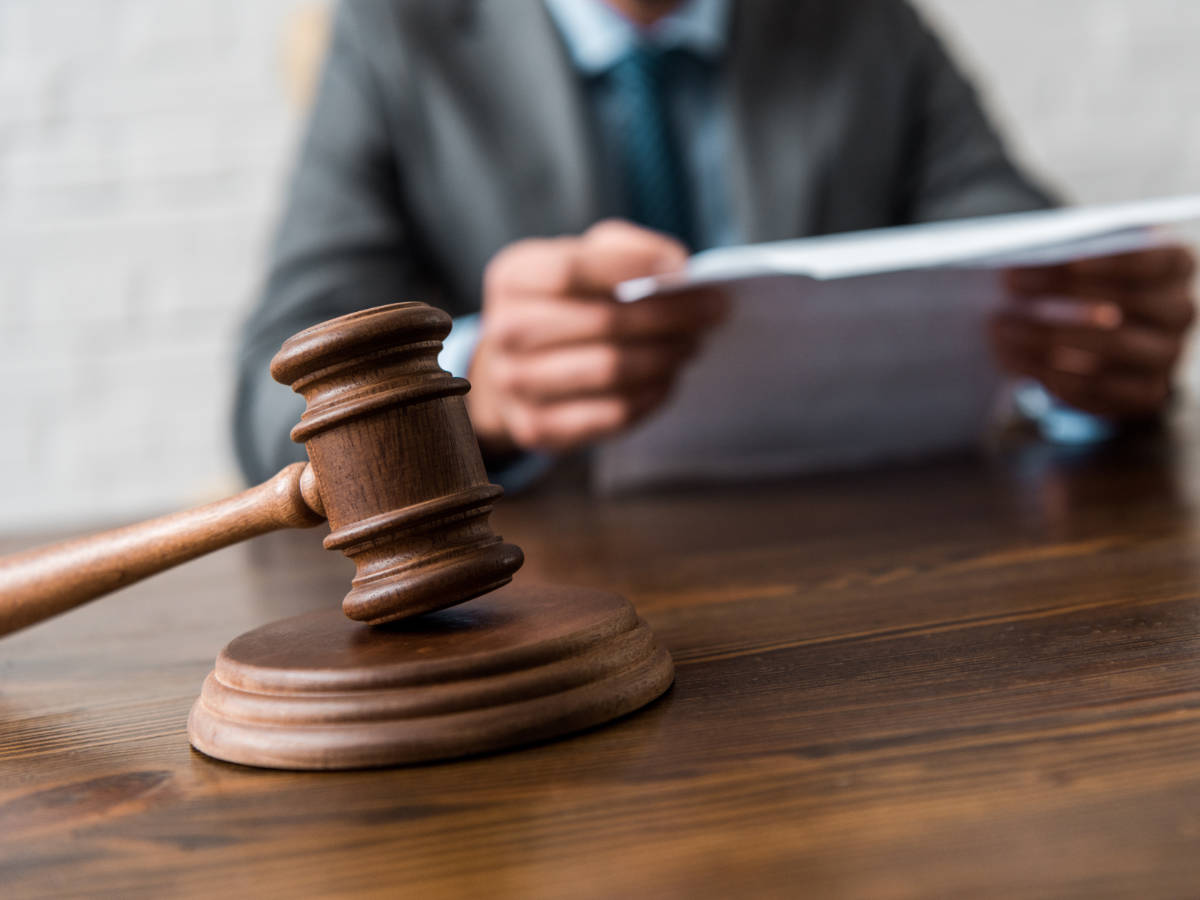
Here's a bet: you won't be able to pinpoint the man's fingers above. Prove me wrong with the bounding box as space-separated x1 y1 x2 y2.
989 333 1041 379
998 296 1122 329
503 385 673 452
1006 245 1196 294
575 219 689 292
493 339 696 404
1102 282 1195 331
990 311 1178 419
551 219 688 296
991 317 1182 374
485 289 728 352
1062 244 1195 284
483 236 585 297
1006 283 1194 332
1038 369 1171 418
992 349 1171 417
483 221 689 299
1005 245 1196 332
990 324 1173 418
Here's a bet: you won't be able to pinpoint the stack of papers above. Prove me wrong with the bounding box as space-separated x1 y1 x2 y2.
594 195 1200 493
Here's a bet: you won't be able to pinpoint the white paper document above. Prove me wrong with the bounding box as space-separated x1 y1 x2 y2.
594 195 1200 493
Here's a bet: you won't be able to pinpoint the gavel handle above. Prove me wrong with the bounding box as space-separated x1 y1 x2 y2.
0 462 325 637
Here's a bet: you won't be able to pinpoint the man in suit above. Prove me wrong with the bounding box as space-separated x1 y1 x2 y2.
234 0 1194 486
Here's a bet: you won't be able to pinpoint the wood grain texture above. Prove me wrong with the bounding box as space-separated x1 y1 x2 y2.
187 584 673 769
4 419 1200 898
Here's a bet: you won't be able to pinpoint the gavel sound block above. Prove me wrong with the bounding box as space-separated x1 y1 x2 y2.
0 303 673 769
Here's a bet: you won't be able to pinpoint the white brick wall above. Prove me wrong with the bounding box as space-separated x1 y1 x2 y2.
0 0 309 530
918 0 1200 204
1 0 1199 531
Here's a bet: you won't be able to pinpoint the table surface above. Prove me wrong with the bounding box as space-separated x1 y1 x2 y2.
4 424 1200 899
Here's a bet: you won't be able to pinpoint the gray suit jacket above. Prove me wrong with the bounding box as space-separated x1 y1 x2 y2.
234 0 1052 484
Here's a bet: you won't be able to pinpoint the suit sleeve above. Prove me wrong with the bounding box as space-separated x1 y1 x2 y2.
895 2 1057 223
232 1 436 484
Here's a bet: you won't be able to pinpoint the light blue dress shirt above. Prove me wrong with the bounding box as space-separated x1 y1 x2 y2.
440 0 737 489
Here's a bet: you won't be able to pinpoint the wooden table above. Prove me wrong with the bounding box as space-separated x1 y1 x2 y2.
4 423 1200 899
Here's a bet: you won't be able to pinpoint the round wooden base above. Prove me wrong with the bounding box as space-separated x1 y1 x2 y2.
188 583 674 770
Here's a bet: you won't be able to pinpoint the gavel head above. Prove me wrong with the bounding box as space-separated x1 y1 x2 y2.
270 303 524 624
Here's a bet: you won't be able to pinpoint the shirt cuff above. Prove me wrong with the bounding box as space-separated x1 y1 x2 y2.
437 312 555 492
1014 380 1116 445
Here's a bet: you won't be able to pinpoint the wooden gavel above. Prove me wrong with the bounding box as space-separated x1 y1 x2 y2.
0 303 524 636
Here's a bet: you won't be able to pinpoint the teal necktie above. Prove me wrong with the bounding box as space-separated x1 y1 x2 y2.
608 46 697 250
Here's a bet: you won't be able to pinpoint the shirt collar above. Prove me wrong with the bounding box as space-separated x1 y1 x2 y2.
542 0 730 76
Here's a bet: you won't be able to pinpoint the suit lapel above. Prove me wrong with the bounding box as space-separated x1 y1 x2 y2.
447 2 608 238
726 1 824 242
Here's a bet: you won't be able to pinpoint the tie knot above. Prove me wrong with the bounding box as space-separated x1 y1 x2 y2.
608 43 694 86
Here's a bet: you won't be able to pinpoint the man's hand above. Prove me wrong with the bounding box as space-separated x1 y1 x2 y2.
466 220 727 460
991 244 1196 418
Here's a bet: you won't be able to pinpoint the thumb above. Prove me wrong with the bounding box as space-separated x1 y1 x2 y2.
572 219 689 293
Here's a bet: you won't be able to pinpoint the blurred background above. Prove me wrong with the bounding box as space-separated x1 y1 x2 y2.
2 0 1200 531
